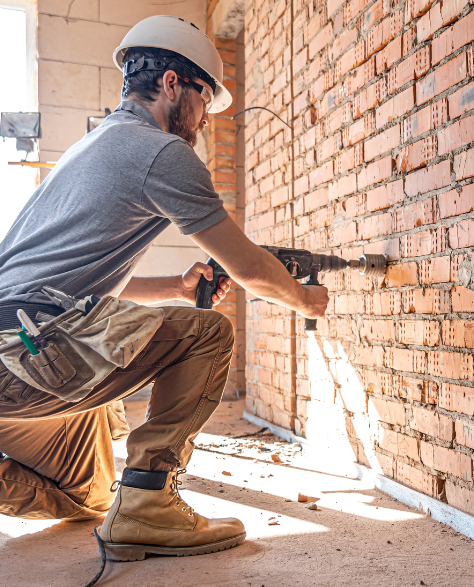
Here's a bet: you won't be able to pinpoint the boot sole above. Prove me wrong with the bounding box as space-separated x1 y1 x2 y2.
102 531 246 562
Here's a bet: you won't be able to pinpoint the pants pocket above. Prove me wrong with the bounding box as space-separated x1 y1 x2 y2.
0 366 37 405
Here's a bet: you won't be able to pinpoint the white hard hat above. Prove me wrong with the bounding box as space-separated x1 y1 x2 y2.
113 15 232 114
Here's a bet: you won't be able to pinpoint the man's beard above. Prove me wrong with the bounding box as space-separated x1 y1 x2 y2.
167 86 204 147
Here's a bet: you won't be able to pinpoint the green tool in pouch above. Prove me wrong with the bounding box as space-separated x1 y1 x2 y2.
0 290 165 402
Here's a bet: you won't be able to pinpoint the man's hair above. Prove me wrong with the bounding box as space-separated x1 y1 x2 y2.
121 47 197 103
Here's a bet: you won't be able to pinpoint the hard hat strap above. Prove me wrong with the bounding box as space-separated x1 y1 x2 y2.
123 55 216 94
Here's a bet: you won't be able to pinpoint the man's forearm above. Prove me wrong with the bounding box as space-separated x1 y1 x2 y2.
190 217 313 315
119 275 183 305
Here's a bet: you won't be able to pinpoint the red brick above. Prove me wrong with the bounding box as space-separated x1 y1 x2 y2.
364 125 400 161
433 445 472 481
404 161 451 197
446 481 474 516
439 185 474 219
452 286 474 312
396 136 436 173
384 347 425 374
328 0 345 17
388 47 430 95
402 99 448 142
309 162 333 187
394 197 436 232
440 382 474 416
398 320 439 346
360 0 390 32
329 221 357 246
334 292 364 315
417 53 467 106
405 0 436 21
309 22 334 58
358 212 392 240
379 428 420 462
419 256 451 284
271 186 289 207
366 15 392 58
394 376 434 402
442 320 474 348
438 115 474 156
432 12 474 65
336 41 366 77
403 288 449 314
428 350 474 380
360 319 395 342
366 180 403 212
370 397 406 426
449 81 474 120
294 175 309 198
358 156 393 189
456 419 474 450
449 219 474 249
343 113 375 147
331 26 358 60
396 460 442 498
417 0 469 43
412 407 454 441
401 227 446 257
328 174 357 201
376 36 402 74
376 87 415 129
454 148 474 180
366 291 401 315
385 262 417 287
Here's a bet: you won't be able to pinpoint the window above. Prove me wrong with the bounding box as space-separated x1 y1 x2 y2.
0 0 37 240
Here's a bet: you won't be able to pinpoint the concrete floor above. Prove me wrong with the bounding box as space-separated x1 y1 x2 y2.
1 399 474 587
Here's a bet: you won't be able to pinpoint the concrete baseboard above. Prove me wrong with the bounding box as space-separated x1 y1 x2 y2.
243 411 474 540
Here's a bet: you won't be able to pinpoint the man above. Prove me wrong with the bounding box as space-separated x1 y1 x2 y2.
0 16 328 561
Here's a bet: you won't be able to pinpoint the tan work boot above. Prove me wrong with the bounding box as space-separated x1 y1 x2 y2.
99 468 246 561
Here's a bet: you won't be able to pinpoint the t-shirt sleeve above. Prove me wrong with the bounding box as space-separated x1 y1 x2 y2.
142 138 228 235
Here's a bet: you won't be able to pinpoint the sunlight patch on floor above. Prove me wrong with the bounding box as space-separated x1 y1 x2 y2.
0 514 61 538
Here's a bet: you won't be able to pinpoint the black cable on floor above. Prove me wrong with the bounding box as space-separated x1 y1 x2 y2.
84 527 107 587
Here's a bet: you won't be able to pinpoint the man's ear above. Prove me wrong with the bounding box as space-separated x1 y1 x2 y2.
162 70 179 102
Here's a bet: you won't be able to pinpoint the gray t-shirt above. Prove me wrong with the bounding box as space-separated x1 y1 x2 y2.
0 100 227 305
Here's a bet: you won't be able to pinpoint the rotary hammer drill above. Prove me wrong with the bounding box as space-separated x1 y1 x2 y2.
195 246 387 330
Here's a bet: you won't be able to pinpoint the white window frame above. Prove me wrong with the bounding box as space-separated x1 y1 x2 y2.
0 0 37 112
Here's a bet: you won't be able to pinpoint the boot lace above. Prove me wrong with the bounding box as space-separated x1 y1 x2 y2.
170 468 194 517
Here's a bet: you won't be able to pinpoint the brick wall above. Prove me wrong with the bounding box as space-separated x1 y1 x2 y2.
244 0 474 514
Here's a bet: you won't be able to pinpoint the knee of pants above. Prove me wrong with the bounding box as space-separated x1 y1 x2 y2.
204 310 234 351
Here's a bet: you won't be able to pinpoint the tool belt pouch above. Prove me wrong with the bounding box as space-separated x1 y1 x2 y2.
0 296 164 402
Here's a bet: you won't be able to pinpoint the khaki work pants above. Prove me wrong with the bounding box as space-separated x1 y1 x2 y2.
0 307 233 520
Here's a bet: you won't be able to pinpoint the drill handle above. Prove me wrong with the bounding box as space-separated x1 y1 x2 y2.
195 258 230 309
302 271 321 332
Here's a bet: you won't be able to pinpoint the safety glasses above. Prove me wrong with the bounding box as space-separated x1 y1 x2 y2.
176 74 214 113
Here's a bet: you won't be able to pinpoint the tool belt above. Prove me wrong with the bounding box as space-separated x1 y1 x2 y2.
0 294 164 402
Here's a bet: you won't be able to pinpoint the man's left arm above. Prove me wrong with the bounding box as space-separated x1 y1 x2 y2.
118 262 231 306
